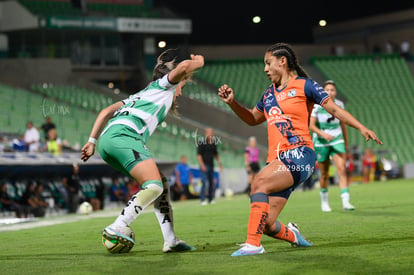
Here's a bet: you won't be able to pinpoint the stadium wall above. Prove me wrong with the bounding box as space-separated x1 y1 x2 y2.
313 8 414 54
0 58 71 87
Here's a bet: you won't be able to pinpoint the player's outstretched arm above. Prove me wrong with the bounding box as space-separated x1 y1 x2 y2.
81 101 124 162
323 99 383 144
218 84 265 126
168 54 204 84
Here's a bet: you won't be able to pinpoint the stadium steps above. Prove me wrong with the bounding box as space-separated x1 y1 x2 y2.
0 83 96 147
0 82 246 168
195 59 271 108
30 84 114 113
311 54 414 165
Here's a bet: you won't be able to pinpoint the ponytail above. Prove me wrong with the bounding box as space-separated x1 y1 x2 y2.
152 49 178 81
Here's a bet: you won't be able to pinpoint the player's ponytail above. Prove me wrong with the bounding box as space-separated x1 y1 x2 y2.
267 43 309 78
152 49 178 81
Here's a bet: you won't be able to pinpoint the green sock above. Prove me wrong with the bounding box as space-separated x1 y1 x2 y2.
340 187 349 194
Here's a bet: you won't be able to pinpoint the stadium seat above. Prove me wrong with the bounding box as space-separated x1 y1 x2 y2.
312 54 414 165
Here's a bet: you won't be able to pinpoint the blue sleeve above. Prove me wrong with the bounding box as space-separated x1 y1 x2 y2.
304 79 330 105
255 92 265 113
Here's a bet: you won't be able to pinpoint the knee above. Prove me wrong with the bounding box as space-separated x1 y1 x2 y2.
250 175 268 194
143 180 164 198
320 170 329 182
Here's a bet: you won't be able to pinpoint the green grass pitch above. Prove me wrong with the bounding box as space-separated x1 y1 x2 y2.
1 179 413 274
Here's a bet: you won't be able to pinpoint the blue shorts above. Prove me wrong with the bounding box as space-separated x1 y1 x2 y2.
269 146 316 199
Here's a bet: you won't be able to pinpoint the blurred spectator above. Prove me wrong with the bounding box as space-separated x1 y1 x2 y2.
24 121 40 152
126 179 140 199
400 40 411 60
28 183 49 217
0 182 24 218
0 136 13 152
109 177 128 203
19 181 36 216
44 128 62 156
197 127 223 205
244 136 260 194
81 181 101 211
385 40 394 54
62 164 81 213
13 135 28 152
175 155 194 200
40 116 56 141
346 152 355 185
362 148 377 183
20 181 49 217
0 136 4 152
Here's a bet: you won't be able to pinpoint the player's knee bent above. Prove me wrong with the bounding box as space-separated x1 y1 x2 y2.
250 176 274 194
142 180 164 199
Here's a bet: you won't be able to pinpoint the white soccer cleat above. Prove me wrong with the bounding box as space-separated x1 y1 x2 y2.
321 203 332 212
343 203 355 211
287 222 312 247
231 243 265 256
102 225 135 254
163 240 196 253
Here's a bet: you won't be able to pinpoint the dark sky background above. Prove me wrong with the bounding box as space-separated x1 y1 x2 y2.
154 1 414 45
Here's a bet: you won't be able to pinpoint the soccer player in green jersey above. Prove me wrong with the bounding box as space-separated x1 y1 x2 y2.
81 50 204 253
310 80 355 212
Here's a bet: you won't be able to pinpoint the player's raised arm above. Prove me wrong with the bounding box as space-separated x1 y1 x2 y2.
168 54 204 84
322 98 383 144
218 84 265 126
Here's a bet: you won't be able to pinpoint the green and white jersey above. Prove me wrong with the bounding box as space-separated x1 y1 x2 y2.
101 74 177 143
311 98 344 147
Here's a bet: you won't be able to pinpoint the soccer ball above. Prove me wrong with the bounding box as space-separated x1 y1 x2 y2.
79 201 93 215
102 226 135 254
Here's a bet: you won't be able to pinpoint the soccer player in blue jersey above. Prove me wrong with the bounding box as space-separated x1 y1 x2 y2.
219 42 382 256
81 50 204 253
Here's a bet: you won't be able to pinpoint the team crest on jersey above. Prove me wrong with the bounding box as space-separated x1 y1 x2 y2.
287 89 296 97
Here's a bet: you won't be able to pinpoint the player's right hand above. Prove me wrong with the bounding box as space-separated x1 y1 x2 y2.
218 84 234 104
81 143 95 162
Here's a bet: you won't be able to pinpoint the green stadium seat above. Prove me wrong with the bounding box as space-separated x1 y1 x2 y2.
312 54 414 165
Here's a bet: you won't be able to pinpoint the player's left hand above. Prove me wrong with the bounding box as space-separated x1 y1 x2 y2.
81 143 95 162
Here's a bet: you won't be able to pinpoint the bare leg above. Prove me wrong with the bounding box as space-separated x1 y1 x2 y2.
333 153 355 210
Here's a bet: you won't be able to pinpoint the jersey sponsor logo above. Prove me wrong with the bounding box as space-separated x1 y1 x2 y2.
267 106 291 125
269 106 282 116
